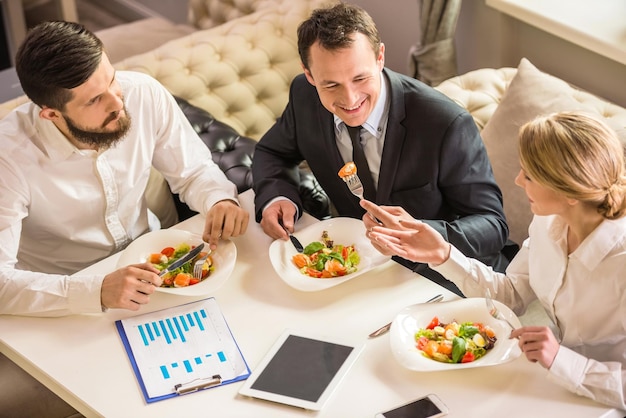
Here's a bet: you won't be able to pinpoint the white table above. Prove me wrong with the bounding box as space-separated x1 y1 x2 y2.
0 190 623 417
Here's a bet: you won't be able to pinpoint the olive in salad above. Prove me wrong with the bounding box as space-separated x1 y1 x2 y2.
414 316 497 363
291 231 360 278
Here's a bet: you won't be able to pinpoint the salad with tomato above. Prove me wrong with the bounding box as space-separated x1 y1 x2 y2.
291 231 360 278
414 316 497 364
147 243 213 288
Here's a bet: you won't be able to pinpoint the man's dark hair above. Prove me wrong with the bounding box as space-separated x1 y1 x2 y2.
297 3 381 71
15 21 103 110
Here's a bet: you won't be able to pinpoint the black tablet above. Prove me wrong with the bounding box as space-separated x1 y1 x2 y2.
239 330 364 410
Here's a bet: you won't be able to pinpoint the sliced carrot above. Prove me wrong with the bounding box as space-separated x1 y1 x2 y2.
437 341 453 355
324 259 346 275
292 254 310 269
148 253 165 264
423 340 440 358
173 273 192 287
338 162 357 178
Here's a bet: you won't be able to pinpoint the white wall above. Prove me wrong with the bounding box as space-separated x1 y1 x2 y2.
350 0 420 75
455 1 626 108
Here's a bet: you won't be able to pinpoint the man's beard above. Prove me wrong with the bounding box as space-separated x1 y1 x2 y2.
63 107 132 149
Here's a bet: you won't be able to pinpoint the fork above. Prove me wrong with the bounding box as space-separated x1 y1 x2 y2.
192 250 212 279
485 288 517 331
341 172 365 200
341 172 380 222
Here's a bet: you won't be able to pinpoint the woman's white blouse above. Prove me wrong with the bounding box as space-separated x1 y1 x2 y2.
434 215 626 410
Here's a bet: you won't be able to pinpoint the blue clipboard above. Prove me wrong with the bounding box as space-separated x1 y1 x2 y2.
115 297 250 403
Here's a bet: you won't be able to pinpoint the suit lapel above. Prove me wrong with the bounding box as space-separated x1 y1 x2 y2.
377 69 407 203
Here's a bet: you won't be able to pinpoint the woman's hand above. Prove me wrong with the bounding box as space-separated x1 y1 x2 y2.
510 326 560 369
360 200 451 264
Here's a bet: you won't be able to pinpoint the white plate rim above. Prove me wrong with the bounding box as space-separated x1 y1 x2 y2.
389 297 522 371
116 229 236 296
268 217 391 291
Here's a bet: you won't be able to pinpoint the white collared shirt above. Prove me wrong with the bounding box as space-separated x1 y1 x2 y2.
334 72 390 187
0 71 237 316
433 215 626 410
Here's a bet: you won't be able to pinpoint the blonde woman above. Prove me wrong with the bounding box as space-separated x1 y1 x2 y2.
362 111 626 409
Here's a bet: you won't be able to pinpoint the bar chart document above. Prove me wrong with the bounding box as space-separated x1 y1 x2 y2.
115 297 250 403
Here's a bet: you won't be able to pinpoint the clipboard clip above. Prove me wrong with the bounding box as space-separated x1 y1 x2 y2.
174 374 222 395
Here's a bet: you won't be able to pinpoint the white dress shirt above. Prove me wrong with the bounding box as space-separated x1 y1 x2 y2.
0 71 237 316
433 215 626 409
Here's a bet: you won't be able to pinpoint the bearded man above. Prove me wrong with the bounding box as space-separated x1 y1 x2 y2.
0 21 248 316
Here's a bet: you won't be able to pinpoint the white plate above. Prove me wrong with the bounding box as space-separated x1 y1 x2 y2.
116 229 236 296
390 298 522 371
268 217 391 291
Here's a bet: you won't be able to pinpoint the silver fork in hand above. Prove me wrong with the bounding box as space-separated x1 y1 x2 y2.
341 170 379 222
485 288 517 331
341 172 365 200
192 250 212 279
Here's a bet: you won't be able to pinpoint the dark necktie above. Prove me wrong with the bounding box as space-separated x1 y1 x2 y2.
347 125 376 201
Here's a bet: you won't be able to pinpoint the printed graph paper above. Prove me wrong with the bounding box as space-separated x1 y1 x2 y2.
116 297 249 402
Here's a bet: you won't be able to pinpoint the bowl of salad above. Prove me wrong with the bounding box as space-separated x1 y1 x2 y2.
268 217 392 291
116 229 237 296
389 298 522 371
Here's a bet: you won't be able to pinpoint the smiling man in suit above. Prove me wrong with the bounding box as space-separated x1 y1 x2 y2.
251 3 513 295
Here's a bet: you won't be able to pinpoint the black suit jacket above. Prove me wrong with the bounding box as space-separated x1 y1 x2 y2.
252 69 512 292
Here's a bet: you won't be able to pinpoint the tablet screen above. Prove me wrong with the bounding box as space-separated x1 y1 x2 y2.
239 330 363 410
251 334 353 402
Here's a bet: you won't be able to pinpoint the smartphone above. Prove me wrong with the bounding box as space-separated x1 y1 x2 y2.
375 394 448 418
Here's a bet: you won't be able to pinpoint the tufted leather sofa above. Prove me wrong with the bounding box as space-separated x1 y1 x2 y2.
113 0 336 226
0 0 335 227
173 96 331 223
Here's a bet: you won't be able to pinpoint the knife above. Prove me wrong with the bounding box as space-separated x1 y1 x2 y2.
368 294 444 338
158 243 204 277
279 219 304 253
288 234 304 253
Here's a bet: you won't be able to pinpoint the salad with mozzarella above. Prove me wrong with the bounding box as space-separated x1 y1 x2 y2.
291 231 360 278
147 242 213 288
414 316 497 363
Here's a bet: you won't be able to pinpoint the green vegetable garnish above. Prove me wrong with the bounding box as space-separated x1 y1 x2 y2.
451 337 466 363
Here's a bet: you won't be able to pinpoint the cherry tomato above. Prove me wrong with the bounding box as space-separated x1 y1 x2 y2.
189 278 200 286
461 351 475 363
162 275 174 287
416 336 429 350
305 267 323 278
426 316 439 330
161 247 175 257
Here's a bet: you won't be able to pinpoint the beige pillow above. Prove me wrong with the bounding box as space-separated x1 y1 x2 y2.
481 58 626 245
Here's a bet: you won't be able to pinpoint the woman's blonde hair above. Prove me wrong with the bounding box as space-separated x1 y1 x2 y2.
518 111 626 219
